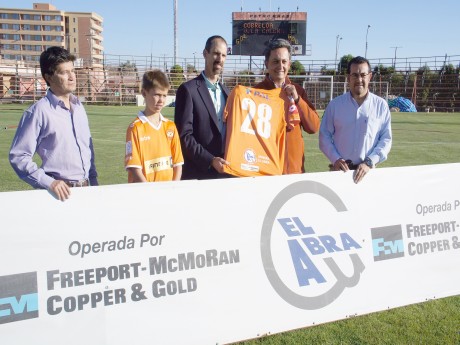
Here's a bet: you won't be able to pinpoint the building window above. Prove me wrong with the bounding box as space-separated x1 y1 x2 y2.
13 34 20 41
44 26 52 31
23 24 31 30
1 13 20 20
73 28 76 33
23 14 31 20
73 18 76 23
44 15 52 21
33 25 41 31
13 44 20 50
33 15 41 21
44 35 52 41
55 15 62 21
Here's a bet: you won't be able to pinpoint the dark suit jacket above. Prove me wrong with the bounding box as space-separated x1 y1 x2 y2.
174 73 230 180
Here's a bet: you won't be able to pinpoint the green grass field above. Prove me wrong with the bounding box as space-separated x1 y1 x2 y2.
1 103 460 344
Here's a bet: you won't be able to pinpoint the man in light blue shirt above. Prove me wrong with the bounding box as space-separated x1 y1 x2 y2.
319 56 392 183
9 46 98 201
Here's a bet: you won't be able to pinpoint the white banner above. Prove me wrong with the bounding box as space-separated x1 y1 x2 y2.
1 164 459 344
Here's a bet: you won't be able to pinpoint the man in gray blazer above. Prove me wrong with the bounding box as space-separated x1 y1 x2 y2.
174 35 231 180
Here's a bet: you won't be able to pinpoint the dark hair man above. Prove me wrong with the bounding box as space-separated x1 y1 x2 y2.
10 46 98 200
319 56 392 183
255 38 320 174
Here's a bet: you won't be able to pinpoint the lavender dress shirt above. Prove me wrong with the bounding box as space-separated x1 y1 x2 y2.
9 89 98 189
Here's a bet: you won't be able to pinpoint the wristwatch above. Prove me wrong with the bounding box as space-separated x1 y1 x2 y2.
364 157 373 168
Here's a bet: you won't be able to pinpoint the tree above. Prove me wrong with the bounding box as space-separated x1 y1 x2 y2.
441 63 456 75
169 64 186 91
338 54 353 75
119 60 137 74
237 70 256 86
289 60 305 75
186 64 197 74
417 65 431 75
320 66 335 75
373 64 395 75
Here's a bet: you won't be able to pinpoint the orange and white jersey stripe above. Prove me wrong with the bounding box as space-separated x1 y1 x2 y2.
125 112 183 182
223 86 286 177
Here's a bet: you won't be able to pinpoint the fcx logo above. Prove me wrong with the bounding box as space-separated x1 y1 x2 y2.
371 225 405 261
0 272 38 324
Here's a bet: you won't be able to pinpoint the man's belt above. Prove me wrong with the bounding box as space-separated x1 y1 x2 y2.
63 179 89 187
328 160 360 171
344 159 360 170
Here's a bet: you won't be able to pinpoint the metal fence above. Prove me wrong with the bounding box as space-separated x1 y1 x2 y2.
1 53 460 111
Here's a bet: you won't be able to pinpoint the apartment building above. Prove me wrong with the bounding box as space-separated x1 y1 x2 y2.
0 3 103 66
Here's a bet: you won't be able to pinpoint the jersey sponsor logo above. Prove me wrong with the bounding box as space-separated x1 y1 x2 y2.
244 149 256 163
241 163 259 172
145 156 173 174
139 136 151 142
245 87 269 100
0 272 38 324
166 129 174 140
125 141 132 155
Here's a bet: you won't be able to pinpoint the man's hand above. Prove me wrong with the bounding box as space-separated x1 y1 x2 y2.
333 158 350 172
211 157 230 174
353 163 371 184
49 180 71 201
283 84 299 102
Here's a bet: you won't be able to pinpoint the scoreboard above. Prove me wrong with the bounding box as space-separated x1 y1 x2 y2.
231 12 307 56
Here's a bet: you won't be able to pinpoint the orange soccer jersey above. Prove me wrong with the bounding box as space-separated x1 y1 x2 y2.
125 112 183 182
223 86 286 177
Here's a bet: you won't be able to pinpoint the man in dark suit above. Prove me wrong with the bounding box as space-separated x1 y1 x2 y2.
174 35 230 180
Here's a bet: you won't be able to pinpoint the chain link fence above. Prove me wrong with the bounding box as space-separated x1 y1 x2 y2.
1 54 459 111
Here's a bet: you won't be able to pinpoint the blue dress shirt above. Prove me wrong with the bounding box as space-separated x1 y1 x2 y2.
9 89 98 189
319 91 392 166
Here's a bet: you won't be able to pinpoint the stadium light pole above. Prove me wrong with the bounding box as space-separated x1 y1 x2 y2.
173 0 178 66
334 35 342 75
391 46 402 69
365 25 371 58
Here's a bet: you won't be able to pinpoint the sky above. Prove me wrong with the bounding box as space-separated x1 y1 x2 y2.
5 0 460 62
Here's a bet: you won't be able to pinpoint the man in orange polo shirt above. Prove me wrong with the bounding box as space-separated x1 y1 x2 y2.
255 39 320 174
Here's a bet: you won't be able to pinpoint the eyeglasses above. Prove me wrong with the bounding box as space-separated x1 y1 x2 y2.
349 72 371 79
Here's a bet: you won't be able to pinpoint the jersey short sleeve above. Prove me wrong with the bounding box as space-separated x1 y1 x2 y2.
125 119 142 170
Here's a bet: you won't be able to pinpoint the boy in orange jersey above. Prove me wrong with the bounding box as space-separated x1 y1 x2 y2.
125 70 183 182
